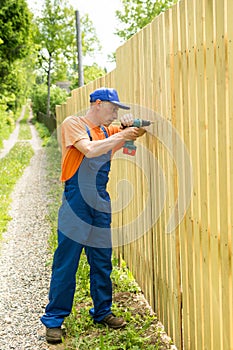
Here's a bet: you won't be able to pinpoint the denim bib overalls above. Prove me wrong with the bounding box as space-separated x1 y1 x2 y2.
41 125 113 328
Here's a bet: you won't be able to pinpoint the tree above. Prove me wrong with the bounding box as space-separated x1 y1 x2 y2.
0 0 32 109
33 0 75 117
115 0 178 41
33 0 103 117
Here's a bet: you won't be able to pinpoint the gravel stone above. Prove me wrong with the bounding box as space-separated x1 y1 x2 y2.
0 112 54 349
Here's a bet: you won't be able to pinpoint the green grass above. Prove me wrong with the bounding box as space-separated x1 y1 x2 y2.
0 142 34 238
18 105 32 140
0 103 36 239
33 120 52 147
41 130 173 350
0 109 19 149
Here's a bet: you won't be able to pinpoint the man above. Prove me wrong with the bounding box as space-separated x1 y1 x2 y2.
41 87 146 344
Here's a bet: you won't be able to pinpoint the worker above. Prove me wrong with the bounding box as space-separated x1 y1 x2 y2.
41 87 146 344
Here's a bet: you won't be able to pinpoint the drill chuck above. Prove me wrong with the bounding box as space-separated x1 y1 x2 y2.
123 118 153 156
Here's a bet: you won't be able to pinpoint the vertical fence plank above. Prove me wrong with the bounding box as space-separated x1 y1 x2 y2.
171 3 185 348
226 1 233 349
178 0 195 348
185 1 200 348
215 1 231 349
193 0 208 348
204 1 221 349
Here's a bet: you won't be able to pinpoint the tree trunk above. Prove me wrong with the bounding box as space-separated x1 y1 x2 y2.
46 53 52 118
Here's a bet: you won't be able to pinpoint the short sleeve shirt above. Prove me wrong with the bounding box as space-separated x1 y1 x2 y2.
60 115 120 182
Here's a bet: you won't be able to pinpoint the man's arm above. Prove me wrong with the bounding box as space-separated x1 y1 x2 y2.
74 127 142 158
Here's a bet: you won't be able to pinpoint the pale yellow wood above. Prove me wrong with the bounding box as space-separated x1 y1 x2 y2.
204 1 222 350
215 1 231 350
226 1 233 349
178 0 194 349
171 3 185 348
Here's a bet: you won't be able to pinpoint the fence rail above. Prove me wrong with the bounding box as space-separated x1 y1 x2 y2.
55 0 233 349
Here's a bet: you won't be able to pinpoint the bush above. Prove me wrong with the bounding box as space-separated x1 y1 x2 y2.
30 84 68 118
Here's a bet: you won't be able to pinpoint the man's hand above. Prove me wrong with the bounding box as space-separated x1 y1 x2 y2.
120 114 146 138
120 113 134 127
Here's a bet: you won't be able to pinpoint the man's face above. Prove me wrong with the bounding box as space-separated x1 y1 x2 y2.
100 102 119 126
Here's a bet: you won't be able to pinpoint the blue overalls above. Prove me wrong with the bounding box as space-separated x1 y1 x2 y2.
41 125 113 328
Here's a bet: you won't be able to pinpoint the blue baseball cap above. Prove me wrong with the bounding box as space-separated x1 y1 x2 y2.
90 87 130 110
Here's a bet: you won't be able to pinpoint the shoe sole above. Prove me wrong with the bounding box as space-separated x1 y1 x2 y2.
100 321 127 329
46 336 62 344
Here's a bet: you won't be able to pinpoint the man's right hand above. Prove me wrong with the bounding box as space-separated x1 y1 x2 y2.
120 127 141 141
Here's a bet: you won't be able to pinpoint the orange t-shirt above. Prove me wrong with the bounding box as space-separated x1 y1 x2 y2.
60 115 120 182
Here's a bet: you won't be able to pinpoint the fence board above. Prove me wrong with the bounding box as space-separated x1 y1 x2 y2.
204 1 219 349
226 1 233 349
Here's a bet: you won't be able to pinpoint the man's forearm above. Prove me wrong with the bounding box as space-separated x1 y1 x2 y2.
75 128 140 158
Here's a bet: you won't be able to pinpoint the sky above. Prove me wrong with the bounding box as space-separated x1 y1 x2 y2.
27 0 124 72
70 0 123 71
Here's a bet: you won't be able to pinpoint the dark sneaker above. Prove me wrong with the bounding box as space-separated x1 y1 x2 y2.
99 313 126 329
46 327 64 344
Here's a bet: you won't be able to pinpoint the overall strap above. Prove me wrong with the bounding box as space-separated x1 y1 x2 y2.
85 124 92 141
100 126 109 138
85 124 109 140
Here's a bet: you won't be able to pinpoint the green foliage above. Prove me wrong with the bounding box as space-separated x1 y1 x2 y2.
0 142 34 238
115 0 179 41
0 0 33 108
34 120 52 146
30 84 68 118
69 63 106 90
32 2 102 87
34 0 75 60
81 14 102 58
0 104 15 149
0 0 31 63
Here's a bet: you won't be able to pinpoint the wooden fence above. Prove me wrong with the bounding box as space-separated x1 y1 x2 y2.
55 0 233 349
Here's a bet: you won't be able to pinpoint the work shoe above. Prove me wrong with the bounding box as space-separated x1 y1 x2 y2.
99 313 126 329
46 327 64 344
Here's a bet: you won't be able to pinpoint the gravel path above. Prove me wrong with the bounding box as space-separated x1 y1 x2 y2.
0 108 56 349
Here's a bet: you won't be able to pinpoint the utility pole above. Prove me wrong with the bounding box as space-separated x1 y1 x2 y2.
75 10 84 87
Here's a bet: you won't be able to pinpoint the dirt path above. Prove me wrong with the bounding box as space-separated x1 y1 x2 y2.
0 107 55 349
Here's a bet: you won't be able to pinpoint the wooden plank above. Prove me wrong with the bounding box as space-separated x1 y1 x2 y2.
178 0 194 348
215 0 231 349
150 16 165 328
203 1 222 349
157 12 170 333
141 24 155 305
169 3 183 347
163 8 184 346
226 0 233 349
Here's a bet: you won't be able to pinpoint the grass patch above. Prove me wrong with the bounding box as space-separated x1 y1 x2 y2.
41 131 174 349
33 120 52 147
0 108 20 149
61 254 169 350
0 142 34 238
18 105 32 140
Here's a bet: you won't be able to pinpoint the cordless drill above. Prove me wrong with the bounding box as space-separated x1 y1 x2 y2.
122 118 152 156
